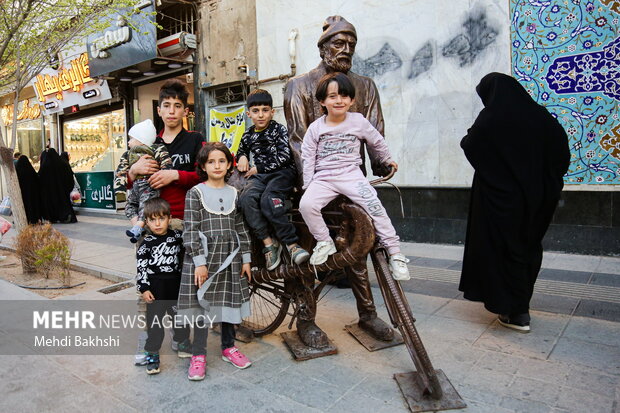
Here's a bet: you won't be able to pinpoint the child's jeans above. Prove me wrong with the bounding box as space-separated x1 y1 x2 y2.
299 165 400 255
144 277 190 353
192 322 236 356
238 168 297 245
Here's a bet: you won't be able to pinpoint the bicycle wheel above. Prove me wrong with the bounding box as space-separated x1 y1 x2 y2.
243 279 291 336
371 248 443 400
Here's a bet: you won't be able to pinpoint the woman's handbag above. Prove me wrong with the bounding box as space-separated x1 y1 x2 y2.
0 196 11 216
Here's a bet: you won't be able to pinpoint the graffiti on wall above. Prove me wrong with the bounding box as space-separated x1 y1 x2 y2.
511 0 620 184
352 10 499 79
352 43 402 78
442 10 499 67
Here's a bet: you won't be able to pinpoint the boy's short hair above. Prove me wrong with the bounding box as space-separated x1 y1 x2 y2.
315 72 356 114
159 79 189 107
247 89 273 108
195 142 234 181
143 198 171 219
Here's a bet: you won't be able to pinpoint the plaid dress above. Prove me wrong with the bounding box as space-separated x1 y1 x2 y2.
177 183 251 324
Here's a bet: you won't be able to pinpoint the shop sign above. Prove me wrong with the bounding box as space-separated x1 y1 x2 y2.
87 2 156 77
29 46 113 115
75 171 115 210
33 53 93 102
89 16 132 59
1 99 42 126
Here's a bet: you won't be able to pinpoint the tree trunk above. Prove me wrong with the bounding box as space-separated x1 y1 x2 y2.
0 145 27 231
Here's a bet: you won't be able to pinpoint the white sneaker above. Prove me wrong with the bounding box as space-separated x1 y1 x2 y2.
309 240 337 265
389 253 411 281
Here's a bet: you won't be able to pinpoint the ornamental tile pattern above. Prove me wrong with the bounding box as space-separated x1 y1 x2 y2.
511 0 620 184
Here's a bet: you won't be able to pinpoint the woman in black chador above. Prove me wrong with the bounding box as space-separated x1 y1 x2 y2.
459 72 569 332
15 155 45 224
38 148 77 223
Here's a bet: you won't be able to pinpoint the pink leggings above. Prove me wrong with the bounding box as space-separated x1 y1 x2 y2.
299 166 401 255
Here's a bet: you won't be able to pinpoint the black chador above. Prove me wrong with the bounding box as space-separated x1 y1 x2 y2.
15 155 45 224
38 148 77 223
459 73 570 316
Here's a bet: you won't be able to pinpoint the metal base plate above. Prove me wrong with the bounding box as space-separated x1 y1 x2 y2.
344 323 404 351
394 369 466 412
280 330 338 360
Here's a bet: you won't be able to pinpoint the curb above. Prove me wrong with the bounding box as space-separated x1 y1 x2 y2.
0 244 133 285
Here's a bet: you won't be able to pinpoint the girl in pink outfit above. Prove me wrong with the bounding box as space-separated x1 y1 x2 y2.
299 73 410 280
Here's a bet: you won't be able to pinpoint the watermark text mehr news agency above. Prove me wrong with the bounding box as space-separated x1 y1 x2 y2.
33 310 216 329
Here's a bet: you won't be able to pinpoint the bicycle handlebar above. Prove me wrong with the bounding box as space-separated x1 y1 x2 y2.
369 166 396 186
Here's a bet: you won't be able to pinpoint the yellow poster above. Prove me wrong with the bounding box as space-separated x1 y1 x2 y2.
209 106 245 155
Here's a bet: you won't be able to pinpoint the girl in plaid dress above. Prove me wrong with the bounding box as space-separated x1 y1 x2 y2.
178 142 253 381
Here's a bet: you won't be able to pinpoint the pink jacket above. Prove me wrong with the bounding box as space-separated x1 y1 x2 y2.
301 112 393 189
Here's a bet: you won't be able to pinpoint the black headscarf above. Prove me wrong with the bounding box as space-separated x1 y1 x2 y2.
459 72 569 315
15 155 45 224
60 151 70 164
38 148 77 223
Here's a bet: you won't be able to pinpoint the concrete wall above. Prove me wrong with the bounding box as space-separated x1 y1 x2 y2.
255 0 511 187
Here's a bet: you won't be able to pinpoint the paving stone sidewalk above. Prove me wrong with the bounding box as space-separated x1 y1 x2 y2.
0 213 618 412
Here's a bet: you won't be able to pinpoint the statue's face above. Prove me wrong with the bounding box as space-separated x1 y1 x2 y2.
321 33 357 73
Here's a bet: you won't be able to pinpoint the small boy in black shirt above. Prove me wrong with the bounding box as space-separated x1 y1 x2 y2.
237 89 310 270
136 198 190 374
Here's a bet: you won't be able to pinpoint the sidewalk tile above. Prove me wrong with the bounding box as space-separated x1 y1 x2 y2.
434 299 497 324
500 396 552 413
505 376 561 404
530 293 580 315
562 316 620 346
554 385 615 412
549 337 620 375
564 367 619 398
573 300 620 322
329 391 407 412
590 272 620 287
538 268 592 283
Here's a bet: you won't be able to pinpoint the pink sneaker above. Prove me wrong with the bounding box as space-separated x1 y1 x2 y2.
188 355 206 380
221 346 252 369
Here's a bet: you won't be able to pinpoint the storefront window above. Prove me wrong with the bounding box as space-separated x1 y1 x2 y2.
15 119 45 170
63 109 126 172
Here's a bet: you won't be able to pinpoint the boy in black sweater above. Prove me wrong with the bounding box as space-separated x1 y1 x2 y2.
237 89 310 270
136 198 190 374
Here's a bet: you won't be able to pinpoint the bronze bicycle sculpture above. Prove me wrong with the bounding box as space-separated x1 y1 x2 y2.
242 169 469 410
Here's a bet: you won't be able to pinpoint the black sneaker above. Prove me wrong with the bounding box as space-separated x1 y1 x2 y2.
146 353 160 374
177 339 192 358
498 313 531 333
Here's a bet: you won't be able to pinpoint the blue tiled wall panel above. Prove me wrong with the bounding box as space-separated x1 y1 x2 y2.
511 0 620 184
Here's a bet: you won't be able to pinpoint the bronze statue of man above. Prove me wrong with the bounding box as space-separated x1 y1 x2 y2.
284 15 395 348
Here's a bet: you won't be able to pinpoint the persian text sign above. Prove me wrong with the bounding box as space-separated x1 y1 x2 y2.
75 171 115 210
1 99 42 126
33 53 93 103
209 107 245 154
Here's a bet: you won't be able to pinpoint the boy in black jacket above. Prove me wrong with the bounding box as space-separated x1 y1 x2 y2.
136 198 190 374
237 89 309 270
